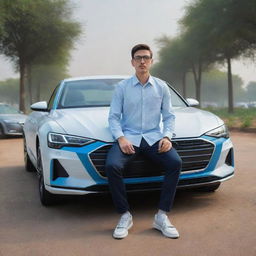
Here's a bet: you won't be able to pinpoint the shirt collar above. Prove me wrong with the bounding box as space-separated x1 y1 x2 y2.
132 75 154 87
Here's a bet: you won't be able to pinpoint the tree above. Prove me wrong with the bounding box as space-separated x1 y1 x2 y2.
246 82 256 102
201 70 244 106
153 37 191 98
153 33 214 106
28 62 68 105
0 0 81 112
181 0 256 112
0 78 19 105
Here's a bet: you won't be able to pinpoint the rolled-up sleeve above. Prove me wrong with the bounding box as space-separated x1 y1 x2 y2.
161 84 175 140
108 84 124 140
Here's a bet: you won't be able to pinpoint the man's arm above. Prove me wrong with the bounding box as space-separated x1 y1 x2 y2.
108 85 124 140
108 85 135 154
158 83 175 153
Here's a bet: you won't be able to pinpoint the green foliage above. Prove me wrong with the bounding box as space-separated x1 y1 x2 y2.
182 0 256 60
204 107 256 128
246 81 256 101
153 64 246 107
241 116 253 128
0 78 19 105
153 36 196 89
0 0 81 64
0 0 82 111
201 69 245 106
28 63 68 102
226 116 236 128
154 0 256 112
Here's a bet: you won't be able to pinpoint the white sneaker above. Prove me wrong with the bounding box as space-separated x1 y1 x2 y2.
153 214 179 238
113 212 133 239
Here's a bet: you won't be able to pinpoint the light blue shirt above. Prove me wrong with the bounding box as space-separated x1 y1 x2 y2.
108 75 175 147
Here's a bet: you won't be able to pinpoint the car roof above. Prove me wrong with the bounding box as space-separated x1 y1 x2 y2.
63 75 129 82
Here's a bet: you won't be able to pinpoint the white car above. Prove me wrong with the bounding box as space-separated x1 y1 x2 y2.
23 76 234 206
0 103 27 138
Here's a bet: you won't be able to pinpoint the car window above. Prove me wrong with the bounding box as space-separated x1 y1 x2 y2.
58 79 122 108
48 83 61 110
0 104 20 114
57 79 187 109
167 86 187 107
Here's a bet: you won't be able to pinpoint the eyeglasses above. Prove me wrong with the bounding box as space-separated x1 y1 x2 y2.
133 55 152 62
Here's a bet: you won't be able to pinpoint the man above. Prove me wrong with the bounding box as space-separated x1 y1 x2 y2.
105 44 182 239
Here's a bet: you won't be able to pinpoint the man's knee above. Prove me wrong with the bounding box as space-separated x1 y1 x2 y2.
173 156 182 171
105 161 123 177
164 154 182 172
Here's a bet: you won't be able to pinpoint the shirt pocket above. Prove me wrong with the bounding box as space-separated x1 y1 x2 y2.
146 95 162 112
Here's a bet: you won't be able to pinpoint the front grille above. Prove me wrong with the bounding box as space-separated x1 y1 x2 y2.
89 139 215 178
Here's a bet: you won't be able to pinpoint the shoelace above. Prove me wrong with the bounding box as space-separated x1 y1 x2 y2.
117 215 131 228
160 215 174 228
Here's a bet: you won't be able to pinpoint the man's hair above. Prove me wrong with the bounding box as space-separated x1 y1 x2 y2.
131 44 153 58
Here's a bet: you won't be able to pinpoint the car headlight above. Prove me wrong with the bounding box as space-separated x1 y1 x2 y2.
205 125 229 138
48 132 95 149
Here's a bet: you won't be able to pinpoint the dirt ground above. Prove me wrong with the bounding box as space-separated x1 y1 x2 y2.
0 132 255 256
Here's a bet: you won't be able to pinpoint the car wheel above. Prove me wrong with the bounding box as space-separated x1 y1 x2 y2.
23 137 37 172
0 124 5 139
196 183 220 192
37 144 56 206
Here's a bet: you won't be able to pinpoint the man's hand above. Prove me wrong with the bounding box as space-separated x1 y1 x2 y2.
158 137 172 153
118 136 135 154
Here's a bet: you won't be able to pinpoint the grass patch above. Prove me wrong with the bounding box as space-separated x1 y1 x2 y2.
202 108 256 129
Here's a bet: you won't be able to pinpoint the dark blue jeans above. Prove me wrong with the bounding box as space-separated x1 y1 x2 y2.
105 138 182 214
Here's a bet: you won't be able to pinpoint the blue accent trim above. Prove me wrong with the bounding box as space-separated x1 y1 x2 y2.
50 159 53 181
49 136 230 188
61 141 108 184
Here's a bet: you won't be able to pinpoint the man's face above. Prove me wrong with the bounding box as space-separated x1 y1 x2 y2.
131 49 153 75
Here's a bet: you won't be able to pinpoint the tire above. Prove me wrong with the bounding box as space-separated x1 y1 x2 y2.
24 136 37 172
195 183 221 192
37 144 56 206
0 124 5 139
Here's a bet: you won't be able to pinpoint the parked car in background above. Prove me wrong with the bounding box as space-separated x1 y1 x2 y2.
23 76 235 206
234 102 249 109
248 101 256 108
0 103 27 138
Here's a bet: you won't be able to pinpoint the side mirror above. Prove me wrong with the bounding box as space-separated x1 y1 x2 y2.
31 101 48 112
186 98 199 107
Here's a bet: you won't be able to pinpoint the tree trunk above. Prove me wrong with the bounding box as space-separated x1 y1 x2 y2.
27 64 33 105
227 57 234 113
36 81 41 102
19 60 26 113
192 62 202 107
182 72 187 99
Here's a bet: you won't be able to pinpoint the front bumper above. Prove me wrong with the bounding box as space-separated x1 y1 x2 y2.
41 136 234 195
2 122 24 135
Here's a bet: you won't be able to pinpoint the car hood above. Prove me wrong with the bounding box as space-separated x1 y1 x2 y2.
51 107 223 142
0 114 27 123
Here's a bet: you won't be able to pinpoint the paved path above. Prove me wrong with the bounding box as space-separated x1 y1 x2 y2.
0 132 255 256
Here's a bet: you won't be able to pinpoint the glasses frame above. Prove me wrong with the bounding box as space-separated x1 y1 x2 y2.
133 55 152 62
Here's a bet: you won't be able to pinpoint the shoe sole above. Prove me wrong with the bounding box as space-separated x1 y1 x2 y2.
113 221 133 239
153 222 179 239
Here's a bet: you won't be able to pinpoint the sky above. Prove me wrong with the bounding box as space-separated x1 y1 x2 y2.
0 0 255 87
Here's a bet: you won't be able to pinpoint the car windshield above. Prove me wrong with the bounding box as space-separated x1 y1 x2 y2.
0 104 20 114
57 79 187 109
